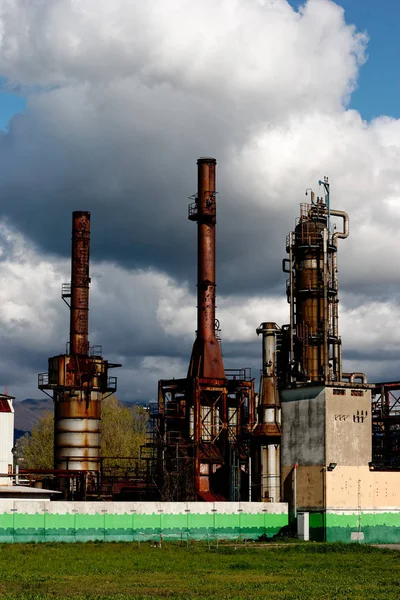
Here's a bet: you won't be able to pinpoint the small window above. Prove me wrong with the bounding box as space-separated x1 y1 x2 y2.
333 388 346 395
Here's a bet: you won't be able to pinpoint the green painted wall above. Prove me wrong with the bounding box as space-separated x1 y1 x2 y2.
0 505 288 543
307 511 400 544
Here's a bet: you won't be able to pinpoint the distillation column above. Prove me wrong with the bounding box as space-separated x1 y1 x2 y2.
284 183 349 384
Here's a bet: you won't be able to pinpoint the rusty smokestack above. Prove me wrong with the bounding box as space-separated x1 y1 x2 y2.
39 211 121 494
70 211 90 356
188 157 225 380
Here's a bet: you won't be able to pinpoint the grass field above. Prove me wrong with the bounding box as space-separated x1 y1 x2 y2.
0 541 399 599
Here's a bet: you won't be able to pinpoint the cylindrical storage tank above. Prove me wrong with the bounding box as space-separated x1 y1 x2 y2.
54 391 101 471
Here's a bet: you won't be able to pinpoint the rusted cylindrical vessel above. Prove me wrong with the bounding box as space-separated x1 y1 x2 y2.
54 391 101 471
70 211 90 356
188 157 225 380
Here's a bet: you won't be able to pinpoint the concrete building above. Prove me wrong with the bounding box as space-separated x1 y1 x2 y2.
0 395 14 486
281 384 400 541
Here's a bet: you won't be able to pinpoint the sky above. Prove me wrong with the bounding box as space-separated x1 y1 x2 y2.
0 0 398 403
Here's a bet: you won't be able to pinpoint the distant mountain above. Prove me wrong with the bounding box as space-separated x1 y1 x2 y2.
13 397 149 435
13 397 53 434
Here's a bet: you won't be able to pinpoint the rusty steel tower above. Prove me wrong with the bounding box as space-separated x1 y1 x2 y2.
283 179 350 384
151 158 255 502
39 212 120 484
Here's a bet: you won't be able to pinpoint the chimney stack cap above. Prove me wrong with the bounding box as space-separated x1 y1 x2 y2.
197 157 217 164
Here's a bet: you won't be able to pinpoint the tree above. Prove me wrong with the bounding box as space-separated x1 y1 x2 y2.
101 395 148 470
16 397 148 471
14 410 54 469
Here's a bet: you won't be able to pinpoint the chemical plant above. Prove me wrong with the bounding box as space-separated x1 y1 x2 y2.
0 157 400 544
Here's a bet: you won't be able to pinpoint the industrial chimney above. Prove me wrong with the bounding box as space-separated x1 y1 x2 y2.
39 211 120 497
188 157 225 380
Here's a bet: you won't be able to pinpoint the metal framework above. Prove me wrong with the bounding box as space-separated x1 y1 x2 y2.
372 382 400 468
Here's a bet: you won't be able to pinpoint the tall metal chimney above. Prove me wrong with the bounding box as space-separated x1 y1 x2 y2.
188 157 225 379
70 211 90 356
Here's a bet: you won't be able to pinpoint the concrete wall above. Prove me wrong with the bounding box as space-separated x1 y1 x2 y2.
0 501 289 543
325 388 372 466
281 465 324 510
326 466 400 509
324 509 400 543
281 386 325 510
281 386 325 467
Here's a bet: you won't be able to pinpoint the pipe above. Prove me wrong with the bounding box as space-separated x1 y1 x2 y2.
330 209 349 381
293 463 298 520
267 444 278 502
332 247 340 379
322 228 329 382
330 209 349 242
70 211 90 356
248 455 252 502
289 232 294 374
342 372 368 385
197 158 217 342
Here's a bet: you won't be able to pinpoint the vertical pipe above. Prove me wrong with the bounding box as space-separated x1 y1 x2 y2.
330 209 349 382
289 232 294 375
267 445 277 502
197 158 217 342
70 211 91 356
248 455 252 502
322 228 329 382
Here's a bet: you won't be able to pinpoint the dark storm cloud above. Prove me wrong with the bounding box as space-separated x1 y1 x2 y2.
0 0 398 403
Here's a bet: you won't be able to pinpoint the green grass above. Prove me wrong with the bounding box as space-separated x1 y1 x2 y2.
0 541 399 599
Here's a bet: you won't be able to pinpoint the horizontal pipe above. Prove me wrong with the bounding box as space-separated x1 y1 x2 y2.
342 372 368 384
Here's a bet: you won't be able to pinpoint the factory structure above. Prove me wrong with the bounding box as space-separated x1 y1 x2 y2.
0 158 400 544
